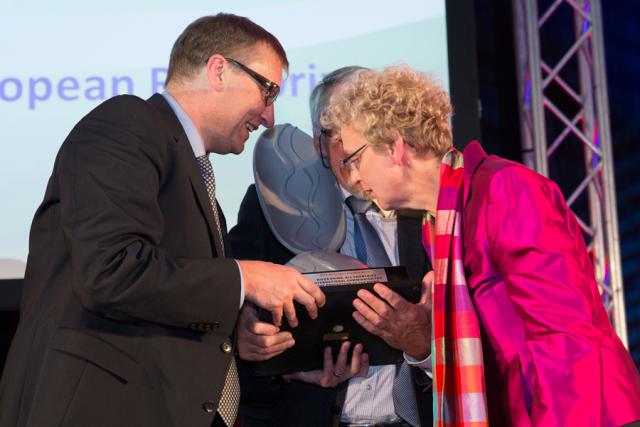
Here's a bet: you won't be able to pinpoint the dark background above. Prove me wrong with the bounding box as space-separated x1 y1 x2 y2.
474 0 640 368
1 1 638 372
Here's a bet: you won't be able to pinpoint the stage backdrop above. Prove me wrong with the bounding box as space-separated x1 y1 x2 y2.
0 0 449 279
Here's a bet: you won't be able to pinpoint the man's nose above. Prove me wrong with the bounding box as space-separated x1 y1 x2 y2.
342 164 361 184
348 164 361 180
260 103 275 128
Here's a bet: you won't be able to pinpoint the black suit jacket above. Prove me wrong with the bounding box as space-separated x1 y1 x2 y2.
229 184 433 427
0 94 241 427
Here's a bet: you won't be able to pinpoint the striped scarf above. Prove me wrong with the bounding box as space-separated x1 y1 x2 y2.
422 148 489 427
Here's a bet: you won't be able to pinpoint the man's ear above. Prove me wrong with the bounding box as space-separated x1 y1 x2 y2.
205 54 226 92
312 134 321 156
391 133 408 166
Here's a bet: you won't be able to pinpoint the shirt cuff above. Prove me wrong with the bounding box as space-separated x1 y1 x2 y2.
403 352 433 378
234 260 245 308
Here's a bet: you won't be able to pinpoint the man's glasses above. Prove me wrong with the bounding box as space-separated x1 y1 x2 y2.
225 57 280 106
340 143 369 172
318 128 340 169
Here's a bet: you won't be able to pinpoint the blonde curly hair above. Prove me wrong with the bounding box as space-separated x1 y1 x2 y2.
321 65 453 157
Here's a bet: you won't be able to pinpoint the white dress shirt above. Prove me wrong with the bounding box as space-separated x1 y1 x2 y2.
338 189 432 424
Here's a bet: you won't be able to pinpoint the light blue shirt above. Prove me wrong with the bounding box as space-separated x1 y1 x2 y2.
161 91 244 307
339 188 432 424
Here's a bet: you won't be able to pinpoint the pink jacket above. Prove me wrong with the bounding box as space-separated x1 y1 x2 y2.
462 142 640 426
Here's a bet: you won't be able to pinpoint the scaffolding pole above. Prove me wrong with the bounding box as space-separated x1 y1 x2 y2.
512 0 627 346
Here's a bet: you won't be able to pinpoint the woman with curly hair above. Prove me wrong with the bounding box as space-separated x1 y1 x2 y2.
322 65 640 427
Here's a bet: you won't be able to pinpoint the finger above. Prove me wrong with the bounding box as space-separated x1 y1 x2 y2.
288 368 335 387
333 341 351 375
357 352 370 377
250 320 281 336
348 343 364 375
251 338 295 361
282 372 300 382
296 275 326 308
293 286 319 320
271 305 283 328
372 283 410 311
322 346 335 375
283 299 298 328
352 310 379 335
356 288 392 319
319 346 337 386
353 297 385 327
283 370 318 384
251 331 293 348
239 335 293 361
422 270 435 286
420 271 434 305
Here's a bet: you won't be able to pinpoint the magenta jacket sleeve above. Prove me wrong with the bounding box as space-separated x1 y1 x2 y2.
482 164 640 426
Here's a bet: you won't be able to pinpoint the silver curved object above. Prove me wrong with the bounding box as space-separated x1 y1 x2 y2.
253 124 346 254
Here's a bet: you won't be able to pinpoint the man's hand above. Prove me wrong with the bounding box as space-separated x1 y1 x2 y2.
238 260 326 327
352 271 433 360
236 304 295 361
283 341 369 388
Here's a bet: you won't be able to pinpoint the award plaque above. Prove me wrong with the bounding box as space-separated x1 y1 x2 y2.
254 266 421 376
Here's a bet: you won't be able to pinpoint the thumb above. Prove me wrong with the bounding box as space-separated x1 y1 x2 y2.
419 271 434 305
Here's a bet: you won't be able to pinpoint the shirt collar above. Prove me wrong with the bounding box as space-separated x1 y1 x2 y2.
161 91 206 158
340 186 395 218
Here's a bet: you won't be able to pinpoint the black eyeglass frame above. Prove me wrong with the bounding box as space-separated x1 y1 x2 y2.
224 57 280 106
318 128 339 169
339 143 369 171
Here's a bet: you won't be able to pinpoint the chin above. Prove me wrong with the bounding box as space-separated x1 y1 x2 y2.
230 139 247 155
376 199 394 210
375 194 404 211
348 187 371 201
341 182 370 201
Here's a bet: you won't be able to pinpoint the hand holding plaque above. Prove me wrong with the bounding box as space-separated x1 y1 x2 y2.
353 271 433 360
253 265 421 376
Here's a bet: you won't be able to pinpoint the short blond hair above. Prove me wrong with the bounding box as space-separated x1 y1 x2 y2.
321 65 453 156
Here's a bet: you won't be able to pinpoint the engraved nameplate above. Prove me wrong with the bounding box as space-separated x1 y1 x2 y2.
304 268 388 288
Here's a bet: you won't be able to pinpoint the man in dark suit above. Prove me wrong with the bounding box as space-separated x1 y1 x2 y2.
229 67 433 427
0 14 324 427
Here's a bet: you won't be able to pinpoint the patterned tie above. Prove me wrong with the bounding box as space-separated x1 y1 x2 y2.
217 357 240 427
195 155 239 426
345 196 391 267
392 362 421 427
196 155 226 257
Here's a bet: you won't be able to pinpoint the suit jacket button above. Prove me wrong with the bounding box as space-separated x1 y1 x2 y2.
202 401 217 413
220 341 232 354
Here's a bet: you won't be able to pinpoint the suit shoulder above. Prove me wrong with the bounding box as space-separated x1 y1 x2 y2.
60 95 170 164
472 155 563 211
81 95 157 125
476 155 553 187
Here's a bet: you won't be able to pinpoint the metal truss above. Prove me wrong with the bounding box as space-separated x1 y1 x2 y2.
512 0 627 345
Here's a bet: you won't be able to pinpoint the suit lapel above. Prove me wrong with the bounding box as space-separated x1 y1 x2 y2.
218 207 232 257
147 94 226 257
397 210 432 281
395 211 435 426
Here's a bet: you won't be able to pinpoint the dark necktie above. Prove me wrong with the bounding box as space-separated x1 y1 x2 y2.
347 197 419 425
345 196 391 267
196 155 239 427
